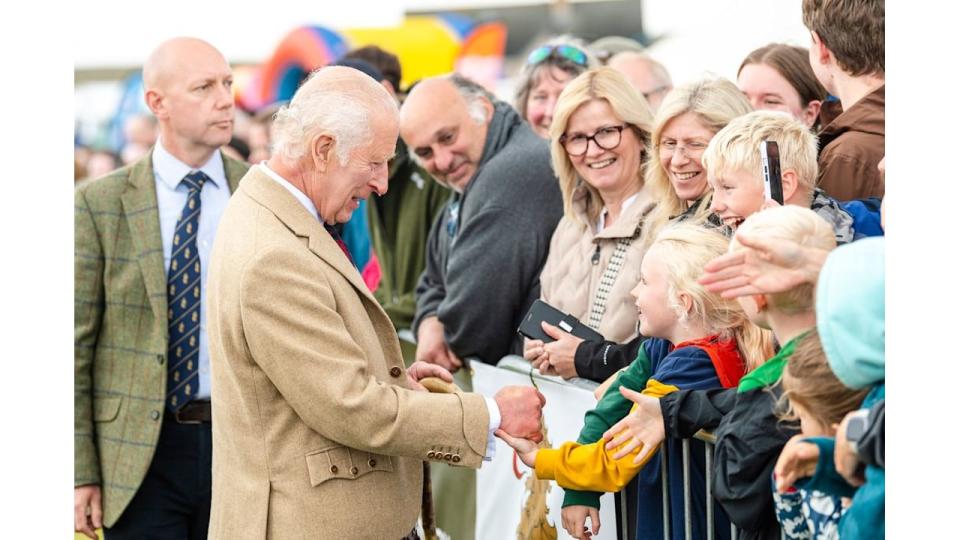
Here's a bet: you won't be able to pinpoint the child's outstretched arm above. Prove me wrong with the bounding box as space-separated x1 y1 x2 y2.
495 429 539 468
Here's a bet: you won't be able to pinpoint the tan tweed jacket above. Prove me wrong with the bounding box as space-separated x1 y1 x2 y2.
74 150 248 526
205 167 490 539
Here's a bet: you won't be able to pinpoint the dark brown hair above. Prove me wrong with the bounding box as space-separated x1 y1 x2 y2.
344 45 402 93
802 0 884 76
738 43 828 110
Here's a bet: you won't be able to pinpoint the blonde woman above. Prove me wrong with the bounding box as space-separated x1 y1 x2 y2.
529 77 753 384
524 67 656 382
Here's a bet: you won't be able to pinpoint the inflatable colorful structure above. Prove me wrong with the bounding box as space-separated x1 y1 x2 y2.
239 14 508 111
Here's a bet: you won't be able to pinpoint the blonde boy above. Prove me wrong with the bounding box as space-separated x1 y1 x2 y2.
702 110 854 244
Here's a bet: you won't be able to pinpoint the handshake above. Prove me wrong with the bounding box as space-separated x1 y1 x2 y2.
493 386 547 443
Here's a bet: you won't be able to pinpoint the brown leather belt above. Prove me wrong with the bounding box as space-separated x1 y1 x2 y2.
165 400 211 424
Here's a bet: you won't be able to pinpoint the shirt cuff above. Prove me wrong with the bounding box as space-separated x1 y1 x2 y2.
484 396 501 462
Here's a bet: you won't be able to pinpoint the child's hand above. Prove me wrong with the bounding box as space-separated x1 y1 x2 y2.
561 505 601 539
495 429 539 468
601 387 665 464
774 435 820 493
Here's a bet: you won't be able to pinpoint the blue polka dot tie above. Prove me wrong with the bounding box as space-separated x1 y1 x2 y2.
166 171 207 413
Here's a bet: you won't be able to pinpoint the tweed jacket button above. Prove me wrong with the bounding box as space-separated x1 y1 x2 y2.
330 465 338 474
350 466 359 476
452 455 461 463
151 410 160 421
156 354 164 365
443 453 452 461
368 459 377 467
390 366 402 377
427 451 435 459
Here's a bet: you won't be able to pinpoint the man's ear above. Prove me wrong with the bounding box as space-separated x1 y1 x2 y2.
781 168 800 202
811 31 832 67
311 134 336 173
144 89 165 119
480 96 495 122
802 100 822 129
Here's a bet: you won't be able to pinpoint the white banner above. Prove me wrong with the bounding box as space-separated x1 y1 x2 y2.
472 358 619 540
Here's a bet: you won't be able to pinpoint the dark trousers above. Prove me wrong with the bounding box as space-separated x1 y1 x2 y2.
105 418 212 540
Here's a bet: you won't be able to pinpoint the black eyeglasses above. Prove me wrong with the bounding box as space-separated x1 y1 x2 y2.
559 124 629 156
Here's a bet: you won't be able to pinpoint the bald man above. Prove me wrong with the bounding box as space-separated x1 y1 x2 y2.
400 75 563 367
608 51 673 111
74 37 249 539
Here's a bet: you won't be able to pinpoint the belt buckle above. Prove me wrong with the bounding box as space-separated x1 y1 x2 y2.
174 406 202 425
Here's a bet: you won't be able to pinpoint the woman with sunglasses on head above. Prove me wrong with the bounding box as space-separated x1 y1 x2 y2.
515 36 598 138
737 43 828 130
524 67 655 382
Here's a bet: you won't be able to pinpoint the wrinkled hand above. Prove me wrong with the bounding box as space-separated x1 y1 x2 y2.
561 505 601 539
834 413 866 487
404 360 454 392
415 316 462 372
74 484 102 539
494 429 539 468
602 387 664 464
698 232 827 299
494 386 546 443
774 435 820 493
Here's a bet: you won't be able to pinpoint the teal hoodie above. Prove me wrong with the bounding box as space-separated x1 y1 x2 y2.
816 237 885 389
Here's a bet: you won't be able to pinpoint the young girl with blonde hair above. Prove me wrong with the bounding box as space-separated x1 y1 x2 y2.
500 223 773 540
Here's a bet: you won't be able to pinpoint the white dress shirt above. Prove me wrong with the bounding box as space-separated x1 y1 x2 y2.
153 140 232 400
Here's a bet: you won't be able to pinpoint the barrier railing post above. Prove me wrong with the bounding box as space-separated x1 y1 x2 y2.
705 441 714 540
661 448 670 540
682 439 692 540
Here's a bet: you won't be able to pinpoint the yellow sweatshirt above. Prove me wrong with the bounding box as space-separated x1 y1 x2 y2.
533 379 678 492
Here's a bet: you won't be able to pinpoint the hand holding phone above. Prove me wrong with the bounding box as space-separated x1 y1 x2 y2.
761 140 784 205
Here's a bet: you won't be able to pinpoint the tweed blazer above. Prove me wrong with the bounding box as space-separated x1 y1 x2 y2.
74 150 248 527
205 167 491 540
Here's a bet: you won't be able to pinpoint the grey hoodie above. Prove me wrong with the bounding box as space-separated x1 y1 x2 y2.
413 102 564 364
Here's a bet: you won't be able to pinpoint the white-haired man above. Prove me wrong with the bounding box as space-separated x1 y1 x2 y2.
205 66 546 539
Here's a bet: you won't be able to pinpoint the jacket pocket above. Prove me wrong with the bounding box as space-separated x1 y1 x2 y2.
304 445 394 487
93 396 123 423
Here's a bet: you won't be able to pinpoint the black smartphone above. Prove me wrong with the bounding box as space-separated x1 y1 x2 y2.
517 299 605 343
761 140 784 204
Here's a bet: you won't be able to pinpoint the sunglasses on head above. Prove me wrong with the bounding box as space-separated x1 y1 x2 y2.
526 44 589 67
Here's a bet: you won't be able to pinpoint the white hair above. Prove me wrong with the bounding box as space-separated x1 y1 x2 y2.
272 66 397 165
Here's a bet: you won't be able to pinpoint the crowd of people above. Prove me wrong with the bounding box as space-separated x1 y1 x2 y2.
74 0 885 539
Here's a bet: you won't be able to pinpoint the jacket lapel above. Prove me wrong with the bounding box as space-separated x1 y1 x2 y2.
223 154 248 193
241 168 380 307
120 152 168 324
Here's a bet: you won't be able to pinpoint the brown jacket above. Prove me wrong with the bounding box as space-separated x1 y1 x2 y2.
538 184 655 345
206 167 490 539
816 84 885 201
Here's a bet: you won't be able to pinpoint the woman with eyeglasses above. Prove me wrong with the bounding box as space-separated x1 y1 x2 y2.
737 43 828 129
641 78 754 244
514 37 598 138
524 67 655 381
527 79 755 400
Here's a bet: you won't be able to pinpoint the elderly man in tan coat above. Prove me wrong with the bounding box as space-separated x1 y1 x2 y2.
205 66 545 540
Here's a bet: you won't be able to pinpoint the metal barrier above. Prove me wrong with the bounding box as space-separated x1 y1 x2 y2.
430 353 785 540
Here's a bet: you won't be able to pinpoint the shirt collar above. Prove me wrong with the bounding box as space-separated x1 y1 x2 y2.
598 191 641 232
153 138 226 190
258 162 322 223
